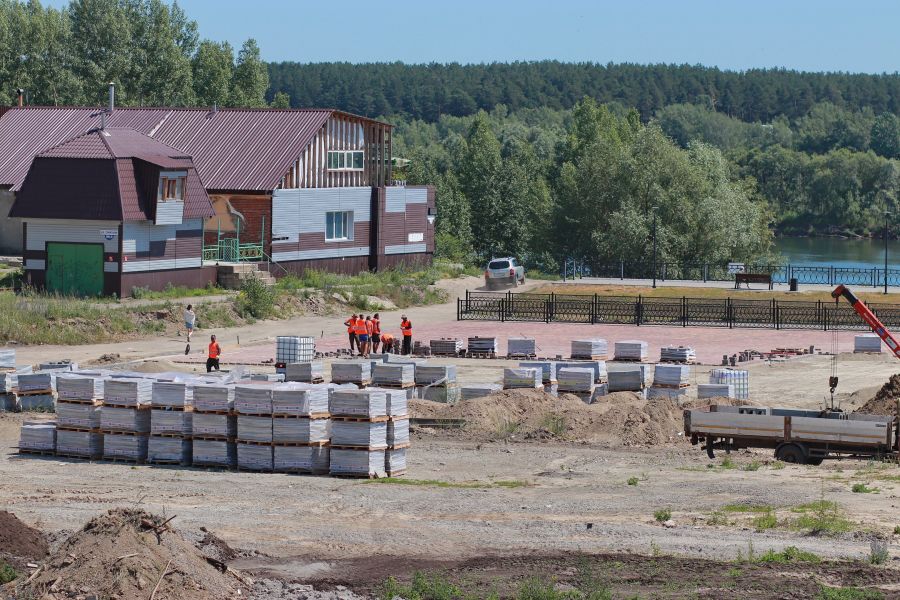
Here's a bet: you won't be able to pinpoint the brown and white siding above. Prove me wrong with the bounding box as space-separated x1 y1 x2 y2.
122 219 204 273
372 185 435 270
23 219 121 272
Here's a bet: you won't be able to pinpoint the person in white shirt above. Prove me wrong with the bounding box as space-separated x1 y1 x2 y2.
183 304 196 343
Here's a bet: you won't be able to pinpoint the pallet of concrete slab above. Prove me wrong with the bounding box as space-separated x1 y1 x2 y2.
652 364 690 388
466 337 498 358
659 346 698 364
273 444 330 474
103 377 153 407
100 405 151 433
518 361 557 384
237 414 274 443
55 427 103 459
331 361 372 386
102 431 149 463
192 438 236 469
234 385 273 416
272 414 330 445
372 363 415 388
697 383 735 399
192 384 234 413
429 338 463 357
503 367 542 390
613 340 648 362
0 348 15 370
284 361 325 383
556 367 595 393
854 334 882 353
330 448 388 478
57 373 106 402
331 418 388 449
272 383 330 416
330 389 388 419
567 384 609 404
150 380 193 409
555 360 607 384
18 392 55 412
570 339 608 360
150 406 193 436
16 371 55 394
57 400 102 430
506 337 537 359
191 412 237 439
387 416 409 449
147 436 192 465
0 366 32 394
418 384 461 404
18 419 57 454
39 360 78 372
606 364 650 392
460 384 501 401
414 364 457 387
236 442 274 472
386 447 407 476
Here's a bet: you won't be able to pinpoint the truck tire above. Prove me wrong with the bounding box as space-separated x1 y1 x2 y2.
775 443 806 464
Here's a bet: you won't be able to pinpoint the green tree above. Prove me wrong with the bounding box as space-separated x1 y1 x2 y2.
458 112 502 257
269 90 290 108
229 38 267 107
191 39 232 107
67 0 131 104
871 113 900 159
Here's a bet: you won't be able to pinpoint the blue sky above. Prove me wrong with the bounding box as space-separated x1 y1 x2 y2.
45 0 900 73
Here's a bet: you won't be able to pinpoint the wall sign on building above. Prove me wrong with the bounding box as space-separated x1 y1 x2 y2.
100 229 118 241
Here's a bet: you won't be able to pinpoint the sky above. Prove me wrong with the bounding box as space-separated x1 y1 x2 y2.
45 0 900 73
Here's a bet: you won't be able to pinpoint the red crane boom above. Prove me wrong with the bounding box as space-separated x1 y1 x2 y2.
831 284 900 358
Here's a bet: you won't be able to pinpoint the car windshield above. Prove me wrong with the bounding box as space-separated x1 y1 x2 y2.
488 260 511 269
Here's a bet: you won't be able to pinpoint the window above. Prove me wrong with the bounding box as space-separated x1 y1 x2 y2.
158 171 187 202
326 211 353 241
327 150 364 171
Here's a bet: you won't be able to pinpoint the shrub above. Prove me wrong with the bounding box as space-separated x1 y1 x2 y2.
541 413 567 437
720 457 736 469
794 500 852 535
236 275 274 319
627 477 639 486
0 563 17 584
654 508 672 523
756 546 821 564
707 511 729 526
893 525 900 535
742 460 761 472
869 539 889 565
752 511 778 531
130 285 151 299
852 483 877 494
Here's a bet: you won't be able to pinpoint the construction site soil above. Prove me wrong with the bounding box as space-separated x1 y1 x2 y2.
0 510 47 570
858 373 900 415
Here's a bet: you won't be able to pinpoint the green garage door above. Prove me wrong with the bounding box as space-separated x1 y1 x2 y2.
46 243 104 296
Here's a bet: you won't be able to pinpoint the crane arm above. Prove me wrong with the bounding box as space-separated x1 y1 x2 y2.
832 284 900 359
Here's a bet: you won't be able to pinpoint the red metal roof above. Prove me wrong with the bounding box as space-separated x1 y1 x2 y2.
0 107 377 192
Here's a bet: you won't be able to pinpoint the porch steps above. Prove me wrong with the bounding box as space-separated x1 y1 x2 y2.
217 263 276 290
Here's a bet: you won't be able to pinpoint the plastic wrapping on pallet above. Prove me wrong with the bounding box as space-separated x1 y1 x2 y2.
556 368 595 392
192 413 236 438
329 448 387 477
372 363 415 386
273 417 330 444
332 420 388 448
150 410 192 435
104 378 153 407
276 336 315 364
697 383 735 399
503 367 542 389
571 339 608 359
57 402 100 429
19 420 56 451
57 375 105 400
103 434 148 461
660 346 697 363
507 338 536 356
0 366 31 393
647 386 688 400
285 361 324 382
192 384 234 412
1 394 19 412
272 384 330 416
373 388 407 416
387 418 409 447
274 445 329 473
330 389 387 418
331 361 372 383
17 372 55 392
237 443 273 471
234 385 273 415
467 337 498 353
414 364 457 386
57 429 103 457
460 384 502 400
250 373 284 382
614 340 648 361
419 385 461 404
39 360 78 372
237 415 273 443
607 366 646 392
386 448 406 473
556 361 607 383
709 369 749 400
519 362 557 382
101 407 150 433
854 334 882 353
429 339 462 355
20 394 55 411
653 364 690 387
385 355 426 365
0 348 15 369
151 381 193 408
192 439 236 467
148 436 192 464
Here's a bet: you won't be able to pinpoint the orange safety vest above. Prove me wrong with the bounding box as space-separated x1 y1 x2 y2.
381 333 394 345
355 319 368 335
373 318 381 334
365 320 374 335
401 319 412 336
345 317 357 334
208 342 221 359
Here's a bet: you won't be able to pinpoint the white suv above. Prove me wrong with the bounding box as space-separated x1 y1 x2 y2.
484 257 525 289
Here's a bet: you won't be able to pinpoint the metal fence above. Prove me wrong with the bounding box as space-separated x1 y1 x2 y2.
457 290 900 330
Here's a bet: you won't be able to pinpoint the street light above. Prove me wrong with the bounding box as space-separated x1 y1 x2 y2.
885 210 892 295
651 206 659 289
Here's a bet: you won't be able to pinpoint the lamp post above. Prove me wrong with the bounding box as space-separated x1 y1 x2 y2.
885 210 891 295
651 206 659 289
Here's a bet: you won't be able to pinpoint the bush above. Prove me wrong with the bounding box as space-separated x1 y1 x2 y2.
720 457 736 469
130 285 151 299
540 413 567 437
742 460 761 472
755 546 821 564
235 275 274 319
869 539 889 565
654 508 672 523
852 483 877 494
794 500 852 535
0 563 17 584
627 477 639 486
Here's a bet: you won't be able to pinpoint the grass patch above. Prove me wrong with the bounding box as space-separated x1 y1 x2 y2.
654 508 672 523
129 282 221 300
742 460 762 472
379 569 613 600
817 587 885 600
720 457 736 469
754 546 821 564
870 540 889 565
752 511 778 531
627 476 639 486
364 478 527 489
707 511 729 526
721 504 774 513
792 500 853 535
540 413 567 437
0 563 17 584
852 483 878 494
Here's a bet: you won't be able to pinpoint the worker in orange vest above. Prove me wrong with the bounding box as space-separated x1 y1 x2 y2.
400 315 412 355
207 334 222 373
371 312 381 353
356 315 370 357
380 332 395 354
344 314 359 355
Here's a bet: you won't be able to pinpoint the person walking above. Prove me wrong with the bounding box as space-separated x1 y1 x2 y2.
183 304 196 355
400 315 413 355
371 312 381 353
344 314 359 355
207 334 222 373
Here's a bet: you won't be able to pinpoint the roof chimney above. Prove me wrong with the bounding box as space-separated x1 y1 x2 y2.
100 111 107 131
212 102 218 114
108 82 115 113
16 89 23 108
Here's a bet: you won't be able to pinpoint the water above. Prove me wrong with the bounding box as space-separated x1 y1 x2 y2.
774 237 900 269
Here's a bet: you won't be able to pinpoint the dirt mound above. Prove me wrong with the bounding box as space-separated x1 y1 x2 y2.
0 510 47 569
7 508 241 600
857 374 900 415
411 389 747 447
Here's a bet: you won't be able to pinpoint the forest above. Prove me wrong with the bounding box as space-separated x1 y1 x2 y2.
4 1 900 269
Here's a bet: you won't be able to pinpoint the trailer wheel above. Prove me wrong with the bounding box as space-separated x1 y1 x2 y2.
775 444 806 464
806 457 824 466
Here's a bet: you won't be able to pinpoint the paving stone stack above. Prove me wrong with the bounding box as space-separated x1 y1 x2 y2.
329 389 389 478
414 364 459 403
234 386 274 471
507 338 536 357
429 338 462 356
284 361 324 383
660 346 697 364
709 368 750 400
372 363 415 387
54 373 104 458
16 371 56 411
99 377 151 462
331 361 372 385
467 336 498 356
191 384 236 468
697 383 735 399
556 368 596 394
56 428 103 459
386 392 410 476
607 364 648 393
854 334 882 353
570 339 608 360
556 361 607 384
519 361 557 384
503 367 542 390
39 360 78 372
149 382 193 463
18 419 56 453
652 364 690 387
614 340 648 362
460 383 502 400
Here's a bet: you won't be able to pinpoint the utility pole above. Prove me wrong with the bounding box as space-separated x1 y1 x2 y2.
652 206 659 289
885 210 891 295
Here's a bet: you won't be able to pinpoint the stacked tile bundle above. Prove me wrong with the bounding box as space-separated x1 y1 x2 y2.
429 338 462 356
284 361 324 383
270 383 331 473
854 334 882 353
1 366 31 396
39 360 78 372
0 348 14 369
331 361 372 385
614 340 649 362
571 339 609 360
556 367 596 396
647 365 690 400
697 383 735 399
372 363 415 387
386 386 409 476
191 384 236 468
101 379 151 462
329 389 389 478
0 347 16 407
16 371 56 411
556 361 607 384
460 383 502 400
415 364 459 403
148 381 193 465
235 385 274 471
519 361 557 384
659 346 697 364
57 428 103 458
467 336 498 356
18 419 57 453
54 374 104 458
503 367 542 390
276 336 316 364
709 369 750 400
250 373 284 382
607 364 648 394
507 337 536 357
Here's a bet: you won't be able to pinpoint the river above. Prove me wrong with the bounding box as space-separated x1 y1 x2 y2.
774 237 900 269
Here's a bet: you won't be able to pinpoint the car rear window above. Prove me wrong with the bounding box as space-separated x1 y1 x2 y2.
488 260 511 269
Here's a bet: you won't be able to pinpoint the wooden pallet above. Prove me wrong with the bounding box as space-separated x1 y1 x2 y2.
271 440 329 447
192 409 233 415
332 379 373 386
272 412 331 419
146 459 186 466
466 352 497 359
236 466 274 473
569 355 608 361
658 359 698 365
55 452 100 460
56 426 101 433
149 432 188 438
330 471 385 479
57 398 102 405
388 442 411 450
17 448 55 456
236 439 274 445
274 468 329 475
330 444 389 451
235 411 275 417
100 430 150 436
612 357 647 363
14 388 54 397
652 383 690 389
371 381 415 389
331 414 390 423
191 435 235 442
150 405 193 412
102 455 146 464
502 385 543 391
385 469 407 477
388 415 409 422
191 461 235 470
102 403 151 410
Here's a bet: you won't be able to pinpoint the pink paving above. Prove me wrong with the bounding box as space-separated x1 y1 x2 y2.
165 322 855 366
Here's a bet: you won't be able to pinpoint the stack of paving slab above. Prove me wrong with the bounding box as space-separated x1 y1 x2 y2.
101 378 152 459
148 381 193 464
697 383 735 399
430 338 462 356
386 385 409 475
854 334 882 353
104 377 153 407
57 374 105 402
556 368 596 394
16 371 56 411
709 369 749 400
507 337 536 357
571 339 608 360
607 364 649 394
272 380 332 474
18 419 56 453
54 373 104 457
103 432 149 462
659 346 697 364
614 340 648 362
331 361 372 385
235 386 274 471
519 362 557 384
56 428 103 458
372 363 415 387
191 384 236 468
1 366 32 398
276 336 315 364
467 337 498 355
284 361 324 383
652 364 690 387
329 389 389 478
460 383 502 400
556 361 607 383
57 401 101 430
503 367 542 390
414 364 459 403
39 360 78 372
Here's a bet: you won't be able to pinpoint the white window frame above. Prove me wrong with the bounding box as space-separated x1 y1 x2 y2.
158 170 188 202
327 150 364 172
326 210 353 241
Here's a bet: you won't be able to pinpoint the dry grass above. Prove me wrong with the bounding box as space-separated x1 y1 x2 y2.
532 283 900 303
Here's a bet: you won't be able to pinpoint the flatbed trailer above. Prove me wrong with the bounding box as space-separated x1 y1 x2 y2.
684 405 898 465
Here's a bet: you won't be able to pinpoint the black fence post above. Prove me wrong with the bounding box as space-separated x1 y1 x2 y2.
727 297 733 328
591 293 598 324
682 297 687 327
772 298 778 329
703 264 708 282
829 266 834 286
620 260 624 280
823 305 828 331
636 295 643 326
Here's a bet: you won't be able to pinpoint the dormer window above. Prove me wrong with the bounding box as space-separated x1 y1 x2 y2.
158 171 187 202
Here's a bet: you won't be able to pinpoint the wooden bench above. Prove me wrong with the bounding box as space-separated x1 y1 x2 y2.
735 273 773 290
